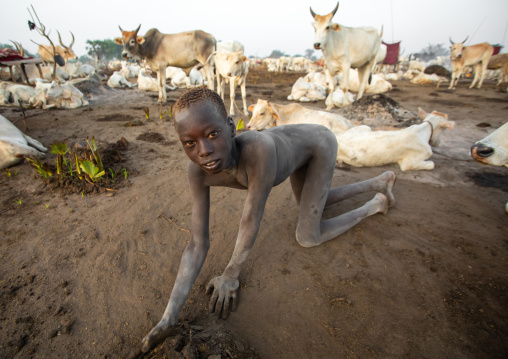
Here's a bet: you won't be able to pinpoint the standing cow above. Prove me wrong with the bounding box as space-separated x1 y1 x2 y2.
448 37 494 90
310 1 381 109
114 25 216 103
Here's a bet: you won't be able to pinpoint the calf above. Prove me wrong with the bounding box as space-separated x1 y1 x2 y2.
107 71 135 88
246 99 353 134
138 68 175 92
215 50 249 115
287 77 327 102
335 108 455 170
0 114 47 169
470 122 508 212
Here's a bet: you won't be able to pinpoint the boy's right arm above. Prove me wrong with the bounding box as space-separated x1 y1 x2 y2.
130 166 210 357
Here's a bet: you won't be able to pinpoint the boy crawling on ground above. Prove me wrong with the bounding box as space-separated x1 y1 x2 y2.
130 87 396 357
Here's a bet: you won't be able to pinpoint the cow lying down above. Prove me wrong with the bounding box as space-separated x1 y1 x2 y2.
335 108 455 171
0 114 47 169
246 99 353 134
470 122 508 212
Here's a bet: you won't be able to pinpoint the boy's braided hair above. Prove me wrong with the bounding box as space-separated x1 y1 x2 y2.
174 87 228 121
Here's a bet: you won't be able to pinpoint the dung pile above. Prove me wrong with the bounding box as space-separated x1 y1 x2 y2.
341 94 420 128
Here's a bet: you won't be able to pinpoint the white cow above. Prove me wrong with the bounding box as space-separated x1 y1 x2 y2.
45 81 89 109
80 64 96 76
246 99 353 134
335 68 392 95
166 66 188 88
107 71 135 88
410 73 448 85
325 88 356 108
0 114 47 169
335 108 455 171
287 77 327 102
470 122 508 213
215 50 249 115
29 80 58 109
311 2 381 108
217 40 244 53
0 82 37 106
373 44 387 73
408 60 426 73
470 122 508 167
138 68 176 92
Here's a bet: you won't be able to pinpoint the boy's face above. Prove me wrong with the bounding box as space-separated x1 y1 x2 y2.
175 99 235 174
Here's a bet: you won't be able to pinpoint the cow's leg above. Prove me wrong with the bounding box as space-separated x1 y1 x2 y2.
216 73 222 99
159 67 167 103
340 65 351 107
477 61 489 88
469 64 481 89
240 79 248 116
229 78 236 116
357 66 368 99
289 147 393 248
398 158 435 171
203 63 214 91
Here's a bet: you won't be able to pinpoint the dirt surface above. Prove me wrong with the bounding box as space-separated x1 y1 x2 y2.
1 67 507 359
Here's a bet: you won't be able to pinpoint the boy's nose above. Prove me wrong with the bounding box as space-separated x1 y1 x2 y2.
199 141 213 157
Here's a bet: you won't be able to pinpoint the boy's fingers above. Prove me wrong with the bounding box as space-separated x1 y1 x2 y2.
231 291 238 312
222 296 230 319
208 290 218 313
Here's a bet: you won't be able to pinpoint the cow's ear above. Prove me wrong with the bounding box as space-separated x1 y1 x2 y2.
418 107 428 120
242 56 247 62
113 37 123 45
331 23 342 31
268 103 281 120
444 121 455 130
137 36 145 44
248 104 255 112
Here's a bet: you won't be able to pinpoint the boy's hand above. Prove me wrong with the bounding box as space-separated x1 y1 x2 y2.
206 276 239 319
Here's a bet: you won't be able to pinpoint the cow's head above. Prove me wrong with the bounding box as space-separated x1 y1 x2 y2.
310 2 340 50
218 50 247 77
57 31 78 61
449 36 469 60
114 25 145 61
418 108 455 147
470 122 508 167
246 100 280 130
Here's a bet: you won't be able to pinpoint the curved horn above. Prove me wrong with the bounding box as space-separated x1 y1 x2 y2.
449 37 455 45
10 40 20 52
57 31 67 49
134 24 141 34
69 31 75 48
331 1 339 17
118 25 124 32
462 36 469 44
310 6 317 18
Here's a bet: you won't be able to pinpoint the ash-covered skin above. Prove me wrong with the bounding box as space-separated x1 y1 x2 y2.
128 88 396 358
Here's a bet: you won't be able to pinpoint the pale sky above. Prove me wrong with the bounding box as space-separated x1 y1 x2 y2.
2 0 507 59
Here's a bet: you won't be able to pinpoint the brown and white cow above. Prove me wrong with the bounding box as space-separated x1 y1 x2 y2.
38 31 78 66
448 37 494 90
310 2 381 108
114 25 216 103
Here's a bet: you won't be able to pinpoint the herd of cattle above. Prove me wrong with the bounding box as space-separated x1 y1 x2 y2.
0 1 507 209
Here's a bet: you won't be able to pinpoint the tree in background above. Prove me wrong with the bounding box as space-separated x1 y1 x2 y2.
304 48 314 59
267 49 287 58
413 43 450 62
86 39 123 61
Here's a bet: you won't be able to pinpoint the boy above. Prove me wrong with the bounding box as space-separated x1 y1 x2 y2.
130 88 396 357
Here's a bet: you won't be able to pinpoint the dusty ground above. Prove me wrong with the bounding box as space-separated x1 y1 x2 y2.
1 67 507 359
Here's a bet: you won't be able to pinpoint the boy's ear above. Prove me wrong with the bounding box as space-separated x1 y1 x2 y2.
227 116 236 137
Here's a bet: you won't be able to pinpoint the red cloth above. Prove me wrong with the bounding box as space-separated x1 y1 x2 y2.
492 46 503 56
382 41 401 65
0 48 33 62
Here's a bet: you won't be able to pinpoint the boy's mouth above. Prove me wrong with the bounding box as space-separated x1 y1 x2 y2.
202 159 220 171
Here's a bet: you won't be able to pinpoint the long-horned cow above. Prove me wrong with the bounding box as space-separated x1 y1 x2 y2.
448 37 494 90
114 25 216 103
38 31 78 66
310 1 381 109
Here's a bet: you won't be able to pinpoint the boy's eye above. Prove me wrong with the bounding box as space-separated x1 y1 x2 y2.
208 131 218 138
184 141 195 146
